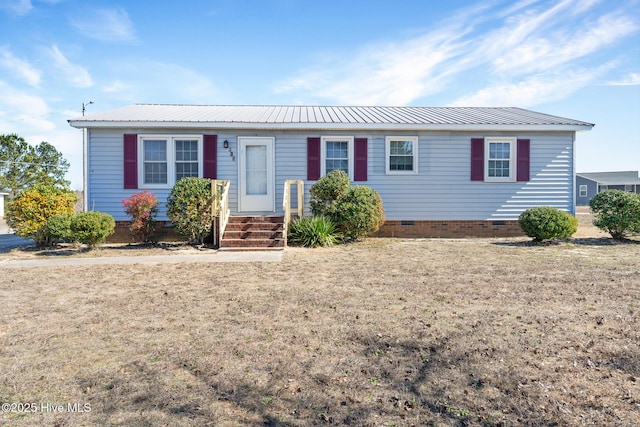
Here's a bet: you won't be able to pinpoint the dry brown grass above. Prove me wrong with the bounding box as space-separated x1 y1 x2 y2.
1 211 639 426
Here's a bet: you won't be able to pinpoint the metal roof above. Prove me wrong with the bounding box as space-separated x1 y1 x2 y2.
577 171 640 185
68 104 594 131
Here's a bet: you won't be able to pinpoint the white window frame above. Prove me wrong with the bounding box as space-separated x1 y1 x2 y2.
385 136 418 175
484 137 516 182
321 136 354 180
138 135 203 189
579 185 588 197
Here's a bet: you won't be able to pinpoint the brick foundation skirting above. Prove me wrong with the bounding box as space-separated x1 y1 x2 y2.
109 221 184 243
371 220 524 238
111 219 524 242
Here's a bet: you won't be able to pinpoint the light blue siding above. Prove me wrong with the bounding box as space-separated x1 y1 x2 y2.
88 129 576 222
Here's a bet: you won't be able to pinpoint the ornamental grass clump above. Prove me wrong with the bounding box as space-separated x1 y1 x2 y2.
122 190 159 243
518 206 578 242
288 216 338 247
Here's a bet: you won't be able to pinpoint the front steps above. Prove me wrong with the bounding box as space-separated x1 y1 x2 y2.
219 216 285 251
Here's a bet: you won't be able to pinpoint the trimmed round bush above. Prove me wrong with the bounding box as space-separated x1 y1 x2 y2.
166 177 213 244
518 206 578 242
333 185 385 241
70 211 115 248
589 190 640 240
6 183 77 246
288 216 338 247
310 170 350 216
46 213 76 243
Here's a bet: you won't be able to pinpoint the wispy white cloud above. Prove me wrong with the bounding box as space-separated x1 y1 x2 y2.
69 7 136 43
47 45 93 88
606 72 640 86
275 0 639 106
0 81 54 131
0 46 41 87
449 63 616 106
0 0 32 16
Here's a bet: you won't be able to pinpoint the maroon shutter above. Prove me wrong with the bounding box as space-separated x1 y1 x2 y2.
354 137 368 181
517 139 530 182
123 134 138 189
203 135 217 179
470 138 484 181
307 137 321 180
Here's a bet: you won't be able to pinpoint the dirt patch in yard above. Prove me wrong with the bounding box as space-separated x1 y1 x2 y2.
0 211 638 426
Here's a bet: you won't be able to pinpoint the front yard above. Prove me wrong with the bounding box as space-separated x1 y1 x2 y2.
0 211 638 426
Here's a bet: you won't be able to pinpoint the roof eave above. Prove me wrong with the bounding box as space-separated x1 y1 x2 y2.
67 120 594 132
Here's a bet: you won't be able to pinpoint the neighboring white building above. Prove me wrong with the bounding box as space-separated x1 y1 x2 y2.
0 192 7 217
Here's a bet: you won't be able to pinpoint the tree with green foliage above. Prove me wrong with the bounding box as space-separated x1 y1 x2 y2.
0 134 70 197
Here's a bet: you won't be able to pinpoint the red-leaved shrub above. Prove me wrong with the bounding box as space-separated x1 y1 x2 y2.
122 191 159 243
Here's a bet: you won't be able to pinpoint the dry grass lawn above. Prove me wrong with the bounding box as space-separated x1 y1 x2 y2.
1 210 638 426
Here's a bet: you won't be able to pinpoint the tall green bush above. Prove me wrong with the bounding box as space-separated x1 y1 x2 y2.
309 172 385 242
6 183 77 246
70 212 115 248
589 190 640 240
518 206 578 242
166 177 213 244
310 170 350 216
333 186 385 241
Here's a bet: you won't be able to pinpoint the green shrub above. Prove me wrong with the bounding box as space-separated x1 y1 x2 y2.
70 212 115 248
166 177 213 244
46 213 76 243
6 183 77 246
310 170 350 216
288 216 338 247
518 206 578 242
333 185 385 241
589 190 640 240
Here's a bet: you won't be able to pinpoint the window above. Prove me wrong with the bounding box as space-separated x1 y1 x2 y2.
386 136 418 174
598 184 608 193
579 185 587 197
175 139 199 181
321 136 353 179
485 137 515 182
138 135 203 188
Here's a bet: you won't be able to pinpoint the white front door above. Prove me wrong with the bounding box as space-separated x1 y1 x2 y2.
238 137 275 212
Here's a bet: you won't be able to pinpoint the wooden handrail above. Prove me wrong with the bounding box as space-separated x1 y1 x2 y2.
282 179 304 246
211 179 230 247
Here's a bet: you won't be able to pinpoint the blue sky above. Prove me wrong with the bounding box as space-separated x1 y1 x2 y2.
1 0 638 190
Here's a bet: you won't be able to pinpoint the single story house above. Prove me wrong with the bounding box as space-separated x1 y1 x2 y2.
576 171 640 205
68 104 593 244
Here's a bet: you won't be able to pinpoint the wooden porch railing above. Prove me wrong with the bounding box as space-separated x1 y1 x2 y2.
211 179 230 247
282 179 304 246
